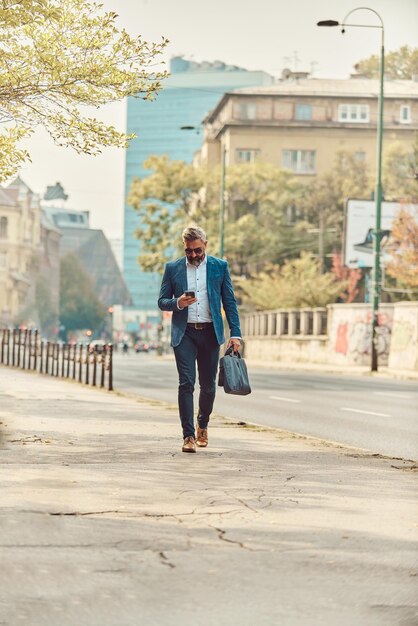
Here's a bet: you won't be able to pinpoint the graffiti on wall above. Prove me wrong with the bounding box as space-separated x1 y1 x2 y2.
335 311 392 362
388 309 417 370
390 319 414 353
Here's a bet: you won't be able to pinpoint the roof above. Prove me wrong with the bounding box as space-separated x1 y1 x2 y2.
206 78 418 123
41 209 61 235
232 78 418 98
8 176 34 194
0 187 17 207
44 182 68 201
170 56 249 74
42 205 90 228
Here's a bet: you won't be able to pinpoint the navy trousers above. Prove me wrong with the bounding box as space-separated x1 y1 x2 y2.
173 324 220 438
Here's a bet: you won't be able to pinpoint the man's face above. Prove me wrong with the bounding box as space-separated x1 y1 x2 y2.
184 238 207 266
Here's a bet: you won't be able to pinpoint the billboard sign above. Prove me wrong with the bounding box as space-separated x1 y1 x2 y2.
344 199 418 269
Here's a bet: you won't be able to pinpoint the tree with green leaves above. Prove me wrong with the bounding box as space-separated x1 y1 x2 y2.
129 157 304 275
382 137 418 202
129 150 374 280
59 253 106 340
238 252 347 310
206 162 304 274
354 46 418 79
0 0 168 181
35 275 58 336
296 150 372 271
128 155 203 274
298 151 372 231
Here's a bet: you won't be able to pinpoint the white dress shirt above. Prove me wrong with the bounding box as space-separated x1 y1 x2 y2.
184 255 212 323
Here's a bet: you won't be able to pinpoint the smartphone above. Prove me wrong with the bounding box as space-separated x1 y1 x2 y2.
185 290 195 298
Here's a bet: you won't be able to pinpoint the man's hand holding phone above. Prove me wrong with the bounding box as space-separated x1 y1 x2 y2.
178 291 197 309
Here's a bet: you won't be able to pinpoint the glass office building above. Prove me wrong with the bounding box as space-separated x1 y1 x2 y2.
123 57 273 324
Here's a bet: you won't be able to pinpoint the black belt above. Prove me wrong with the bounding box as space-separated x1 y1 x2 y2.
187 322 213 330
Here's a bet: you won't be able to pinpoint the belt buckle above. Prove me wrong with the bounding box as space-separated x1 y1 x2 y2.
195 323 204 330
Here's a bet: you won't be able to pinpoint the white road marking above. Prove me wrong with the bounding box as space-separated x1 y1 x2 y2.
270 395 301 403
340 407 391 418
373 391 413 400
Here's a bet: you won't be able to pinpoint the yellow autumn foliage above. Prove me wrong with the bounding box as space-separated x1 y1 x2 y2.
0 0 168 181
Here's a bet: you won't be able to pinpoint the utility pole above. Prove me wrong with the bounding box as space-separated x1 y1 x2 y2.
219 144 226 258
307 207 336 273
318 207 325 274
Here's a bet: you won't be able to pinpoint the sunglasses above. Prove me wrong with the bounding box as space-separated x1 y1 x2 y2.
185 247 204 255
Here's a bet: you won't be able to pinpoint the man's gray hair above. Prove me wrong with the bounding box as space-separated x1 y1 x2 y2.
182 225 207 243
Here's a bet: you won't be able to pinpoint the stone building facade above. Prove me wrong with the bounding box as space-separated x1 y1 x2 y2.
0 178 42 327
198 77 418 178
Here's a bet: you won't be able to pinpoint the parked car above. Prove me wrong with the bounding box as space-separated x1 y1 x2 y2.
134 341 149 353
88 340 106 354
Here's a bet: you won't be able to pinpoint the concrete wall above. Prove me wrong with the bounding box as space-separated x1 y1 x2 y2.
241 302 418 371
388 302 418 371
243 335 329 364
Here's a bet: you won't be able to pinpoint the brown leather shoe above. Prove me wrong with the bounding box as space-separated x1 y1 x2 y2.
196 427 208 447
182 436 196 453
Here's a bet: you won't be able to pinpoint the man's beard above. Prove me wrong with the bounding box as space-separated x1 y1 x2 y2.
188 255 204 266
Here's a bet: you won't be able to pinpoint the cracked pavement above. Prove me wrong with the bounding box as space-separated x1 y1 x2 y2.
0 368 417 626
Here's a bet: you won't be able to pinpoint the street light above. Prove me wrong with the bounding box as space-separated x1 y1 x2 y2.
318 7 384 372
180 125 227 258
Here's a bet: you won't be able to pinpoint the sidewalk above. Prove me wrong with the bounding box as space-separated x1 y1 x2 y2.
1 367 417 626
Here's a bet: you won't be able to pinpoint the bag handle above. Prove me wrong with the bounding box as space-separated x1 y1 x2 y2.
225 346 241 358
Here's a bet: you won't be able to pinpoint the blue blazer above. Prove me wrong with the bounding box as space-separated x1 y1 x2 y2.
158 255 241 347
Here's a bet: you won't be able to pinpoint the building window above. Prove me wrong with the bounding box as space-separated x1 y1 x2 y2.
238 102 256 120
354 151 366 162
0 251 7 268
400 105 411 124
282 150 316 174
236 149 260 163
295 104 312 121
338 104 369 123
0 217 8 239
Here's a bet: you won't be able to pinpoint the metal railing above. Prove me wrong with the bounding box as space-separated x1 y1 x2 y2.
0 329 113 391
242 308 328 338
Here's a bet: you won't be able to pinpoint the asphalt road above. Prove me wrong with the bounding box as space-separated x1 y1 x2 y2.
113 353 418 460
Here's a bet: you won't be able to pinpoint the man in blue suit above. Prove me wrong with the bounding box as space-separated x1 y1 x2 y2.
158 225 241 453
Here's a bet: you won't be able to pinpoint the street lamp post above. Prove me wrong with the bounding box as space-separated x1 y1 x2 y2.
318 8 384 372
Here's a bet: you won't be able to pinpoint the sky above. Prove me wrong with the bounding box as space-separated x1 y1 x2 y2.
17 0 418 240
